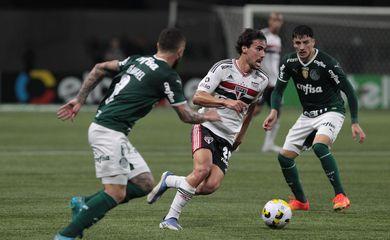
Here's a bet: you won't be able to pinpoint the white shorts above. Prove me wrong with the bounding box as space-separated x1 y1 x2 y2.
283 111 345 154
88 122 151 184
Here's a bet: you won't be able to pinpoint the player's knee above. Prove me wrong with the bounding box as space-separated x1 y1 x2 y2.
193 165 212 181
140 176 154 194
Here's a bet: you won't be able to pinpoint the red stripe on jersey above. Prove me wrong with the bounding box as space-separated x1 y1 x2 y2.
220 81 259 97
192 124 202 153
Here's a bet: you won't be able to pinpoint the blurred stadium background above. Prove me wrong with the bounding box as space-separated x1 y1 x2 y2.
0 1 389 239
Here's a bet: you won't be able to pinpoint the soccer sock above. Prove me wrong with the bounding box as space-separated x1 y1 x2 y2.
312 143 345 195
165 175 185 188
278 154 307 202
84 191 103 203
165 179 196 220
120 183 148 204
60 191 117 238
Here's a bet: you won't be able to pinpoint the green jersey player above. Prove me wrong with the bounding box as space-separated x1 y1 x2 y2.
54 28 219 240
263 25 366 212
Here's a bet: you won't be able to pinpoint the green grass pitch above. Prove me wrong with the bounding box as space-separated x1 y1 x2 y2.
0 107 389 239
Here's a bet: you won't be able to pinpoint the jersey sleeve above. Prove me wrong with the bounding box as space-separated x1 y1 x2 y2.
328 61 359 123
118 55 137 71
196 63 224 93
271 56 291 110
163 73 187 106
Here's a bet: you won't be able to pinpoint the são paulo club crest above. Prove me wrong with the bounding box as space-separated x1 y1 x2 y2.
204 136 214 144
234 85 248 99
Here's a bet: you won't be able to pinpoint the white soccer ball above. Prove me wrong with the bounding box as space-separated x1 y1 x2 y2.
261 199 292 229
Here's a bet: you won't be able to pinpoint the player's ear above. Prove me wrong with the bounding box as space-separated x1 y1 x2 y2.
242 46 248 54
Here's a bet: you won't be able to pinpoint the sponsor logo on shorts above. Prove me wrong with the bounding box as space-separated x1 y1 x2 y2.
94 155 110 163
322 121 336 129
119 157 129 169
204 136 214 144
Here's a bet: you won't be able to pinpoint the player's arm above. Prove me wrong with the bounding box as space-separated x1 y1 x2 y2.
57 60 120 121
263 60 290 130
232 103 256 150
193 91 247 113
331 63 366 143
193 64 247 113
173 104 220 124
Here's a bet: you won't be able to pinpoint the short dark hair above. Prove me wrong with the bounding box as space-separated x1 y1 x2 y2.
292 25 314 39
235 28 266 54
158 28 186 52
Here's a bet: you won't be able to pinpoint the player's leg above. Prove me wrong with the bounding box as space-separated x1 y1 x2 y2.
312 112 349 210
278 115 313 210
160 148 213 230
262 87 281 153
196 164 224 195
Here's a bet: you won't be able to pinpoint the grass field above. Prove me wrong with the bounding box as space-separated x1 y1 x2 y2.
0 107 389 240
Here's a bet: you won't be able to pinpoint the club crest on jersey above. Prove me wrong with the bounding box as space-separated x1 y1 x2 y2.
234 85 248 99
302 67 309 79
204 136 214 144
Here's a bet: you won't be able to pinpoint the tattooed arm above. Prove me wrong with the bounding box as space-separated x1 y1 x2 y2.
57 60 119 121
173 104 220 124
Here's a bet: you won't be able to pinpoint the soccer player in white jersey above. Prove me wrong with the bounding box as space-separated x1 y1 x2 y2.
147 29 269 230
254 12 284 152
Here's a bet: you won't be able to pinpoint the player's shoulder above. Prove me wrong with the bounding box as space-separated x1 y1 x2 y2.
209 59 233 73
316 50 338 65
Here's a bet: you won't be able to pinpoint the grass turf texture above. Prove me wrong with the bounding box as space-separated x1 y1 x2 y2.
0 108 389 239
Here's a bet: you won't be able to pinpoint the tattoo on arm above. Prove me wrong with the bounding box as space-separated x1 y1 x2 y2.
76 64 108 104
175 104 206 124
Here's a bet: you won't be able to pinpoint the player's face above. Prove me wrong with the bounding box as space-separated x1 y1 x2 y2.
293 35 315 61
268 13 283 34
244 39 267 70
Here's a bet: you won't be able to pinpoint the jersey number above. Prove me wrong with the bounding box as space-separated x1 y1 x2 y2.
105 75 131 104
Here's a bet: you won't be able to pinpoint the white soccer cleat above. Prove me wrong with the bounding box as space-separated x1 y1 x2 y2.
147 171 173 204
159 217 183 230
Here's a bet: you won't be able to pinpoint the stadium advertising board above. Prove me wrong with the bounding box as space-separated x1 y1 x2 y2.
0 70 389 109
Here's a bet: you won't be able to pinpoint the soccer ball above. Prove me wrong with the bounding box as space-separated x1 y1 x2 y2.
261 199 292 229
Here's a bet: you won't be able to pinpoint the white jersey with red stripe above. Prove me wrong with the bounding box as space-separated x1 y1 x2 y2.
260 28 282 87
196 58 269 144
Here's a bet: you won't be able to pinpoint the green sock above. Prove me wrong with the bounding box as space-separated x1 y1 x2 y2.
120 183 148 204
312 143 345 195
84 190 103 203
60 191 117 238
278 154 307 202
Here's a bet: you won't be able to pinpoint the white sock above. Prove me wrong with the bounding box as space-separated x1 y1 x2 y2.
165 175 185 188
165 180 196 220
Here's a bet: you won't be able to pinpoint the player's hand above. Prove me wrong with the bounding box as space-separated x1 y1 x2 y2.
57 98 83 122
263 109 278 131
223 99 248 113
351 123 366 143
203 108 221 122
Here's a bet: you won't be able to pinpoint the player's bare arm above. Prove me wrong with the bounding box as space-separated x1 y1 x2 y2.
173 104 220 124
57 60 119 121
233 103 256 150
193 90 248 113
263 109 278 131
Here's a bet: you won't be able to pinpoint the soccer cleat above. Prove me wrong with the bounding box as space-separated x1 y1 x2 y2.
333 193 350 211
53 234 75 240
147 171 173 204
288 198 310 211
70 196 86 221
261 144 282 153
159 217 182 231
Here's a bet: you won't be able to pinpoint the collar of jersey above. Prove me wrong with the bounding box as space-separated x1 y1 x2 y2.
153 54 168 63
297 48 318 67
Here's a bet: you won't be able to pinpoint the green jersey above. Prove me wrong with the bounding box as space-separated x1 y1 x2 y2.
94 55 186 135
272 49 358 123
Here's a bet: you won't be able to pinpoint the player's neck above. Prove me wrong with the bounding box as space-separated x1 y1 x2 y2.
300 49 316 63
235 58 251 75
155 52 176 67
